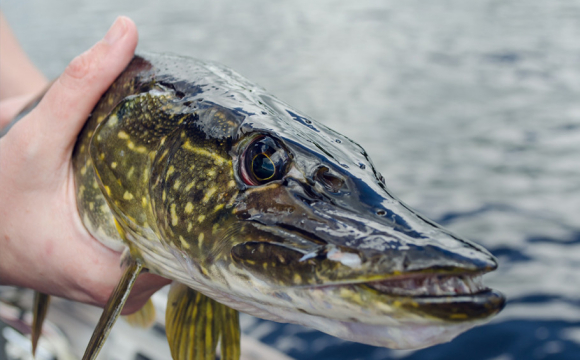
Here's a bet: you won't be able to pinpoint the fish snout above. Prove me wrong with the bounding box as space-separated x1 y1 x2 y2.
232 174 499 287
298 190 499 281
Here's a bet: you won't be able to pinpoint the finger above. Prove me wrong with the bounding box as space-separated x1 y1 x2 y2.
0 94 35 131
32 16 138 154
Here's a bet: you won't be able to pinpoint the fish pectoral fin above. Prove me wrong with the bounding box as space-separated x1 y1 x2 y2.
219 301 241 360
165 282 241 360
123 298 156 328
31 291 50 357
82 259 143 360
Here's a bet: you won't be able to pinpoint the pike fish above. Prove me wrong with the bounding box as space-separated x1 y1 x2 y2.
31 53 505 359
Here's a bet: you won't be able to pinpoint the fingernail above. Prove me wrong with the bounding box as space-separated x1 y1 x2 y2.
104 17 127 44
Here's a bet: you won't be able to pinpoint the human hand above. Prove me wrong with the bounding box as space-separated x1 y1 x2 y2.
0 16 171 314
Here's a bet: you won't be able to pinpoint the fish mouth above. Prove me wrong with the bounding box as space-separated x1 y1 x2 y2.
366 273 487 297
231 220 505 322
318 272 505 322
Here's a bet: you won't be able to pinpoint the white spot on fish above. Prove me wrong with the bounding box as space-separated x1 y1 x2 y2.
170 204 178 226
108 115 119 127
179 235 190 249
198 232 204 248
326 246 362 269
182 140 228 166
185 202 194 214
202 187 217 203
185 181 195 191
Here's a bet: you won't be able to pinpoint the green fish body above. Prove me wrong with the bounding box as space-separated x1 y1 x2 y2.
65 53 505 359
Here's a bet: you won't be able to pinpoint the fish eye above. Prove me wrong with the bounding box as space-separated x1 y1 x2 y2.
241 136 289 186
252 153 275 181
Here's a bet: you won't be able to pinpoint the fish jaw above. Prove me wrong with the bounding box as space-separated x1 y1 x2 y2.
300 316 485 350
258 282 504 349
216 188 505 348
223 191 505 347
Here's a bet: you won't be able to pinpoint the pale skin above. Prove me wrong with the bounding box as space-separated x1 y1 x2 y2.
0 15 170 313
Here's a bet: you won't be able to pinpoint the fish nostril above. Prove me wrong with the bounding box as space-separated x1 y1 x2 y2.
377 172 386 185
316 167 345 193
376 209 387 216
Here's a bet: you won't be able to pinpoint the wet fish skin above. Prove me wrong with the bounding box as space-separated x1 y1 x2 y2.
72 52 505 352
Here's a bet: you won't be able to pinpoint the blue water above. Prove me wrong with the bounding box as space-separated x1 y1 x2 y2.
3 1 580 359
246 320 580 360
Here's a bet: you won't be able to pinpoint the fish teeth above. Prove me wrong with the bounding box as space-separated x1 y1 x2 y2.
367 275 486 296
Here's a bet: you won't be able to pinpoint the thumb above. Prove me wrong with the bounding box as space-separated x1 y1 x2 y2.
31 16 138 155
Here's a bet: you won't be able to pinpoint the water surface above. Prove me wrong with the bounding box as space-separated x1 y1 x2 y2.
2 1 580 359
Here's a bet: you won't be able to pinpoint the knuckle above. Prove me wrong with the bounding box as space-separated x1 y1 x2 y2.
64 52 94 81
9 118 42 160
62 43 105 86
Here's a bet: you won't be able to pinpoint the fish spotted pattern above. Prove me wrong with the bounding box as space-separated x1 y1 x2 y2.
68 53 504 359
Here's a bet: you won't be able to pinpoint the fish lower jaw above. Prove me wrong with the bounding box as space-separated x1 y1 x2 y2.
229 295 486 350
279 272 504 327
329 318 483 349
364 273 488 297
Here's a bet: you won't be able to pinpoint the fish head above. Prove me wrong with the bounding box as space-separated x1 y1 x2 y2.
152 77 505 349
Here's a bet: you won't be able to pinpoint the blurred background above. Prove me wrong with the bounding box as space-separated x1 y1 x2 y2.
1 0 579 359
